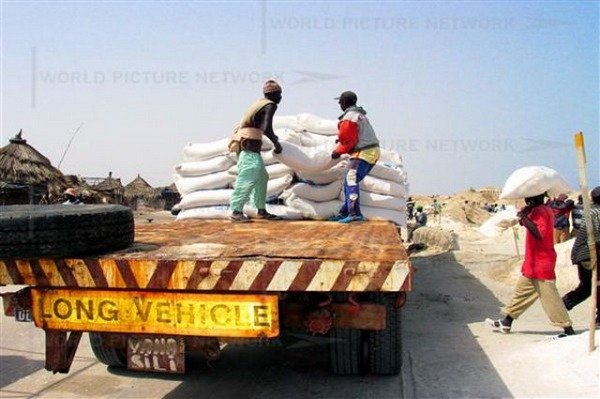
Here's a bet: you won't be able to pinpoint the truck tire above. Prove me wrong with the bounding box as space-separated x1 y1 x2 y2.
368 294 403 375
0 204 134 258
89 333 126 367
329 327 363 375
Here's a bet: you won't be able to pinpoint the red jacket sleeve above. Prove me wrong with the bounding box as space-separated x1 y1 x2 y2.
335 120 359 154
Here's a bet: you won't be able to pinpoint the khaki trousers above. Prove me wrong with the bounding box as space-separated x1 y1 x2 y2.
553 228 569 244
503 276 572 328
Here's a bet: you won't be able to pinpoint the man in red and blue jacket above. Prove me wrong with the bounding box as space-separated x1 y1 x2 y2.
329 91 380 223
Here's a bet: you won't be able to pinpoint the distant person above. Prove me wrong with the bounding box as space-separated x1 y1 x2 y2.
547 193 574 244
229 80 283 222
486 192 575 338
562 187 600 326
406 197 415 221
407 205 427 242
62 188 83 205
432 198 442 224
329 90 380 223
570 194 584 238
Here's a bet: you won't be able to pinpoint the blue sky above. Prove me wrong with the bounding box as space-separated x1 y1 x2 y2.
1 1 598 195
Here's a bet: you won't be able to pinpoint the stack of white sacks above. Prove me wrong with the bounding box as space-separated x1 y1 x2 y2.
173 113 409 226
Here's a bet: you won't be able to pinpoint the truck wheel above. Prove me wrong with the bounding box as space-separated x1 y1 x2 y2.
89 333 126 367
0 204 134 258
368 294 403 375
329 327 364 375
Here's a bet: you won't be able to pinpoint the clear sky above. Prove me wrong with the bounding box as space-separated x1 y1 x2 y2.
1 1 598 195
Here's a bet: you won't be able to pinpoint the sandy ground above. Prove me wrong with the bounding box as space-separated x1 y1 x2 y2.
413 215 599 398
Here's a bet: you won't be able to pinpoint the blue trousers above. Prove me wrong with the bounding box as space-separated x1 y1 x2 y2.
339 158 374 216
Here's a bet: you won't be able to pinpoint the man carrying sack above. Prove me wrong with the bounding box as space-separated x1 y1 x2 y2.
229 80 283 222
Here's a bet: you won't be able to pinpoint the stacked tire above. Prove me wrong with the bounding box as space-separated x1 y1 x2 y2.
0 204 134 258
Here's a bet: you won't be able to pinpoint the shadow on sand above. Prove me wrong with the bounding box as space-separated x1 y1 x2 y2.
109 250 513 399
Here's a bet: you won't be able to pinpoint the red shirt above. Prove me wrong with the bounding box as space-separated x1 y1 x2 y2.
521 204 557 280
335 120 359 154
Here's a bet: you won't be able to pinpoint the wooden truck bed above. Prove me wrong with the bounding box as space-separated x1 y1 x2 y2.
0 220 411 292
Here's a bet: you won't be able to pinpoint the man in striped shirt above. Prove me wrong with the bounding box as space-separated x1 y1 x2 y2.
571 194 584 238
562 186 600 325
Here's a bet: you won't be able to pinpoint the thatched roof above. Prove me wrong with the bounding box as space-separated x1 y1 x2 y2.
0 130 66 195
95 172 123 193
124 174 156 199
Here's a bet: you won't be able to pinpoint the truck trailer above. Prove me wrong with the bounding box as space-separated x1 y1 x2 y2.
0 204 412 376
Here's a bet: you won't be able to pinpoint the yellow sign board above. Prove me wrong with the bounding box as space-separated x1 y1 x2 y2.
31 289 279 338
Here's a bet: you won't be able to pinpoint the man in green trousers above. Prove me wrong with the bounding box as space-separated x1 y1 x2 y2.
229 80 283 222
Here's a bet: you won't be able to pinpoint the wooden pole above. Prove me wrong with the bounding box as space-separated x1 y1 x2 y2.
573 132 597 353
512 226 521 258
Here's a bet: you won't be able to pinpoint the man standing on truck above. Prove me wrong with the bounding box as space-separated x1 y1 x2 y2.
229 80 284 222
486 192 575 338
329 90 380 223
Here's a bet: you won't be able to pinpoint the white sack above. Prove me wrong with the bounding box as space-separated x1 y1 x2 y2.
286 195 407 225
361 206 407 226
273 115 304 132
175 189 232 210
274 141 340 172
339 191 406 211
266 174 293 196
296 164 348 185
361 175 408 197
296 113 338 135
261 150 278 165
267 163 294 179
285 195 342 219
182 139 230 162
183 138 275 162
477 209 519 237
499 166 570 200
379 149 403 166
281 180 343 202
278 130 336 149
174 171 236 195
174 155 236 177
370 162 407 184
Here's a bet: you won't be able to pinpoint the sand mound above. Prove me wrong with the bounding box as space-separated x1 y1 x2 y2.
412 226 457 251
442 201 491 225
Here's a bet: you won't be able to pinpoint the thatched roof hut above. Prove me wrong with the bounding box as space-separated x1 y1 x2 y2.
94 172 124 204
0 130 66 204
123 174 161 210
124 174 155 200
